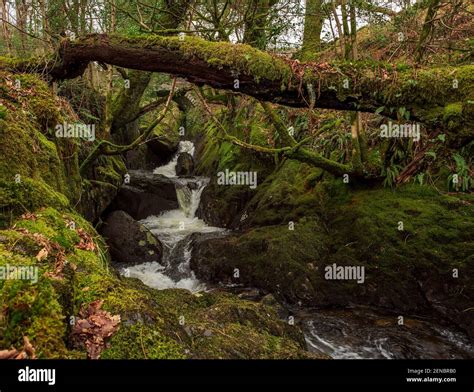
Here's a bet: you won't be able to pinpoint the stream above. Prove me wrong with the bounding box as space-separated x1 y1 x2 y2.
121 141 224 292
120 140 474 359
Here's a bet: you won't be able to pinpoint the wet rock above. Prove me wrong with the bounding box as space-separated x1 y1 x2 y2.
192 179 474 343
100 210 163 264
300 308 474 359
196 181 255 228
236 289 261 301
106 170 178 220
126 170 177 195
176 152 194 176
148 137 179 160
78 155 127 223
261 294 278 307
125 145 163 170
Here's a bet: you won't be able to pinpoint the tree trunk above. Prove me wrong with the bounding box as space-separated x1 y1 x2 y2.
106 0 193 140
301 0 323 61
340 0 351 60
1 0 12 54
242 0 277 49
15 0 28 53
3 34 472 146
415 0 441 63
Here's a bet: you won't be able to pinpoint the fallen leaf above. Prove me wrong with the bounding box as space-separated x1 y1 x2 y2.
71 300 120 359
35 248 48 261
0 336 36 359
76 228 96 251
21 212 37 221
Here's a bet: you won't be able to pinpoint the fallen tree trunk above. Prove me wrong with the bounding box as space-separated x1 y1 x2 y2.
2 33 472 145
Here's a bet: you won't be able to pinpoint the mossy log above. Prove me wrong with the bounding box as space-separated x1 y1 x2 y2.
2 33 473 145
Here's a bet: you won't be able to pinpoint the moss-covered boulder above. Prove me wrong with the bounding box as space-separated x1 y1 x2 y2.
106 170 179 220
146 102 182 164
0 71 81 226
101 210 164 264
191 165 474 340
193 107 275 228
0 70 125 225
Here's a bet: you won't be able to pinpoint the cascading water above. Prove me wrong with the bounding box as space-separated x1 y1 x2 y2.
153 140 195 178
121 141 224 292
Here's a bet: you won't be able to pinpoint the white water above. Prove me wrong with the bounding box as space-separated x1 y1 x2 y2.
153 140 195 178
302 310 474 359
121 141 224 292
304 320 393 359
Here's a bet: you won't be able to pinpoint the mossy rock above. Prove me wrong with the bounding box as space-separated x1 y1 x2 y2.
242 159 326 227
191 180 474 340
0 71 82 224
146 102 182 160
193 110 275 227
0 177 69 228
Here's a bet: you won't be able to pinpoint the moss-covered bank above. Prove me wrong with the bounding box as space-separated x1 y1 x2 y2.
191 157 474 340
0 207 318 358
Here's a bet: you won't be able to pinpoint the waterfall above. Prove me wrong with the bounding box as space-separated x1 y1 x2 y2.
175 178 209 218
121 141 224 292
153 140 195 178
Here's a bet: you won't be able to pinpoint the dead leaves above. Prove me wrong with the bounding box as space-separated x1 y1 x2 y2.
71 300 120 360
43 250 66 280
0 336 36 360
281 56 336 79
76 228 96 252
20 212 37 221
13 216 99 280
15 228 66 280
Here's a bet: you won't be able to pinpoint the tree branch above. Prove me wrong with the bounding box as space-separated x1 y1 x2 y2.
194 86 355 177
80 78 177 175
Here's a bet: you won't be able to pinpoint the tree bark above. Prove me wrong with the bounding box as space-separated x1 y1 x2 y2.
0 0 13 54
301 0 323 61
415 0 442 63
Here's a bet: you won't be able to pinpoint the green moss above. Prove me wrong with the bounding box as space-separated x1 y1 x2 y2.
244 160 325 226
108 34 292 84
193 179 473 325
0 178 69 227
102 323 186 359
13 208 86 251
94 154 127 186
249 123 269 146
443 102 463 130
0 71 82 224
